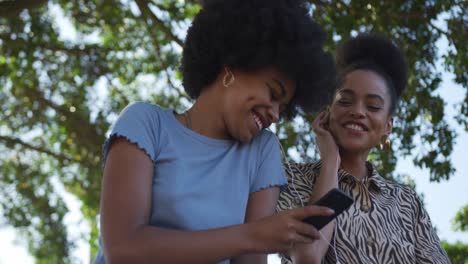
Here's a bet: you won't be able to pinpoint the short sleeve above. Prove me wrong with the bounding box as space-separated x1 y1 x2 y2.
102 102 161 165
250 132 287 193
411 189 451 263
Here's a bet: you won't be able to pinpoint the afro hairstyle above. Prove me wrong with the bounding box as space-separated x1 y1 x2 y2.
335 33 408 115
181 0 336 118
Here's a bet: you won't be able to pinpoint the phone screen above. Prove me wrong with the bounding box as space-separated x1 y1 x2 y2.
303 188 353 230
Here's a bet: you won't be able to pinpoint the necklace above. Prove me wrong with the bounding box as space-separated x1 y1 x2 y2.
183 111 192 130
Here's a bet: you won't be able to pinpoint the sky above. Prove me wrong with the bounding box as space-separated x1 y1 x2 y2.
0 3 467 264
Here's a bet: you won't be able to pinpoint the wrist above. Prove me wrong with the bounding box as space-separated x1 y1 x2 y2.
321 158 340 171
241 222 261 254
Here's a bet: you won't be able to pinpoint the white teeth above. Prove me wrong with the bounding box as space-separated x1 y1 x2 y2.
253 113 263 130
345 123 364 131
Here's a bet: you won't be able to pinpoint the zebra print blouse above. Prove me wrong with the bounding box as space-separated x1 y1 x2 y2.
276 161 450 264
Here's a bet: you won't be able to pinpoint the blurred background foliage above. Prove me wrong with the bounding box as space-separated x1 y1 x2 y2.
0 0 466 262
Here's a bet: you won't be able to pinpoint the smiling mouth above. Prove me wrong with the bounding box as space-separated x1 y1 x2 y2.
252 112 264 130
344 123 366 132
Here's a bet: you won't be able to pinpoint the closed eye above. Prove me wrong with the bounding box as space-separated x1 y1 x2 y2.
266 83 280 101
337 100 352 106
368 105 382 111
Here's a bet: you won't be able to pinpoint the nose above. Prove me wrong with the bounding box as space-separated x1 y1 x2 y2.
267 103 280 123
349 103 365 118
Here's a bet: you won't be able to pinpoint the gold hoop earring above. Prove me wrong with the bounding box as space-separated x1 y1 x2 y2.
380 135 391 152
223 67 235 87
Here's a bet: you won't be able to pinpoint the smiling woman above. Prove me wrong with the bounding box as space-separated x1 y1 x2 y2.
93 0 337 264
277 33 451 264
330 70 393 153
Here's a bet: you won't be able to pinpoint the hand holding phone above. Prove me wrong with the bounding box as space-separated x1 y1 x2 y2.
303 188 353 230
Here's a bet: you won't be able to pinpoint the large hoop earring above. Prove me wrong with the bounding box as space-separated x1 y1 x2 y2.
223 67 235 87
380 135 391 152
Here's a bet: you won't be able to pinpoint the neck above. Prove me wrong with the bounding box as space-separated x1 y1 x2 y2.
339 150 369 180
180 88 231 140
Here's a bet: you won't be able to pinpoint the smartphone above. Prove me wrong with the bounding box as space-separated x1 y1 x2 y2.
303 188 353 230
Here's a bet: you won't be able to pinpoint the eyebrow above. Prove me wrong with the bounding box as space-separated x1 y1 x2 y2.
338 89 356 95
339 89 385 103
367 94 385 103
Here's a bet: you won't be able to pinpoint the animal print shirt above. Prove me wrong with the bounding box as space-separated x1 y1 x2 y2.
276 161 450 264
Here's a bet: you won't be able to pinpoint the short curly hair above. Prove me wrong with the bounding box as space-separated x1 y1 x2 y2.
335 33 408 115
181 0 336 118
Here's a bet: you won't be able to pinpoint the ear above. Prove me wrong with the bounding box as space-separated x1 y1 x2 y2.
222 66 235 88
384 116 393 136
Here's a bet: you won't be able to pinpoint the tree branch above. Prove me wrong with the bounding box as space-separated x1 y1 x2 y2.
0 0 48 17
428 20 449 36
0 135 77 163
29 89 104 154
12 85 104 169
135 0 184 47
0 34 124 57
131 1 178 71
131 4 165 60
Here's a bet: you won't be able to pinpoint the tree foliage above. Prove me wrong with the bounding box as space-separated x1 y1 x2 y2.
442 241 468 264
443 206 468 263
0 0 466 262
454 205 468 232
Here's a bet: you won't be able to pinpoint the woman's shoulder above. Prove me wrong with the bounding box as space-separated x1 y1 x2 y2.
284 160 321 175
277 161 320 211
252 129 277 144
121 101 166 116
248 129 285 156
281 160 321 188
372 172 420 201
117 101 174 127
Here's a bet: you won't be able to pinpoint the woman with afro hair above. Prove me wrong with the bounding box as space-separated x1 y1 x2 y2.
94 0 337 263
276 33 450 263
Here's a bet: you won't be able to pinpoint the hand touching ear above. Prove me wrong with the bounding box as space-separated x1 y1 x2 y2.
311 112 340 168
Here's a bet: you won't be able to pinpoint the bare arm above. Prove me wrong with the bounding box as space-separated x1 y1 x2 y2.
232 187 280 264
290 112 340 264
100 138 334 263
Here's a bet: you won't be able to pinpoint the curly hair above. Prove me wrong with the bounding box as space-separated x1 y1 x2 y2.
335 33 408 115
181 0 336 118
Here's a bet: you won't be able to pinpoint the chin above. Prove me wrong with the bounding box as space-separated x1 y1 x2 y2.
236 131 255 144
338 142 367 153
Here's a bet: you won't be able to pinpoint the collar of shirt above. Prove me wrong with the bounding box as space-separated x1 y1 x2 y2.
341 162 386 192
311 160 387 192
